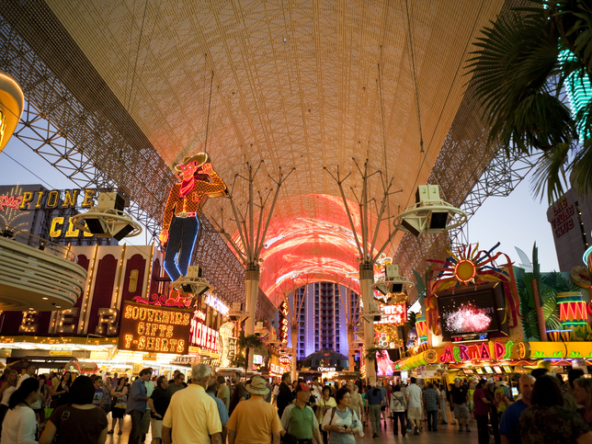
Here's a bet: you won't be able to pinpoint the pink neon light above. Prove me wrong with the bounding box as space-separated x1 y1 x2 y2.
226 194 392 304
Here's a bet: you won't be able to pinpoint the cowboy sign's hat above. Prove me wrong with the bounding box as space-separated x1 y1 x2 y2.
174 153 209 171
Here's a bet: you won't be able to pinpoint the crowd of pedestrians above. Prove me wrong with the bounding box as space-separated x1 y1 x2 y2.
2 363 592 443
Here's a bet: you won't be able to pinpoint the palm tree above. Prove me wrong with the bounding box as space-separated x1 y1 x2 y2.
237 333 264 371
468 0 592 203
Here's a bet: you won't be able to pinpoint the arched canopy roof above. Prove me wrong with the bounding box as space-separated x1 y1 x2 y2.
44 0 506 305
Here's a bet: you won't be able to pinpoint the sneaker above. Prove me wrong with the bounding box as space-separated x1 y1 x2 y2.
413 427 419 435
107 430 114 435
118 430 123 435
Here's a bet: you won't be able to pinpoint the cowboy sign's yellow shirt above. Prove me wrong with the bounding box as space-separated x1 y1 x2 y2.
162 172 226 232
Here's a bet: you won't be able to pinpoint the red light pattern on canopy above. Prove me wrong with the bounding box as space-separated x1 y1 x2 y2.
230 194 391 304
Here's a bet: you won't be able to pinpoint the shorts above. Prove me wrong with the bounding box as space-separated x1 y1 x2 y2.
112 407 126 419
140 411 151 434
150 418 163 439
454 403 470 420
408 407 422 420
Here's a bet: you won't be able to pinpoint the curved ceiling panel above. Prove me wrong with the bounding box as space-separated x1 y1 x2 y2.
44 0 506 306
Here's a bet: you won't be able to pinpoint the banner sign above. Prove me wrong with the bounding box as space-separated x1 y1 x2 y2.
375 303 407 325
118 301 192 354
190 309 220 352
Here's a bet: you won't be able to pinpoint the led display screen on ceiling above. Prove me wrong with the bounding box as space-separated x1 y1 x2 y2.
437 283 508 341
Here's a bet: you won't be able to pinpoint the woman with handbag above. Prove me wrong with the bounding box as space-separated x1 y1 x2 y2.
321 387 362 444
39 376 108 444
390 385 407 437
108 377 128 435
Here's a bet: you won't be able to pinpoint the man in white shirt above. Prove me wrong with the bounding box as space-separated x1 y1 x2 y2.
16 364 36 389
406 377 423 435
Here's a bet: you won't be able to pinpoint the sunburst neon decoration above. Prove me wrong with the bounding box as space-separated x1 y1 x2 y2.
429 243 505 286
454 259 477 284
425 243 520 336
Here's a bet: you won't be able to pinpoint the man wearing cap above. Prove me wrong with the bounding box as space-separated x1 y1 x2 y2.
227 376 283 444
281 383 322 444
160 153 227 287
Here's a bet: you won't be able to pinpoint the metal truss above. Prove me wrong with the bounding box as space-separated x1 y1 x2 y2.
0 9 176 237
14 104 162 242
448 152 537 252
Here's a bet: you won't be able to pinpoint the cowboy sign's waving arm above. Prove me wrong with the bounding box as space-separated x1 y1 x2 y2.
192 164 227 197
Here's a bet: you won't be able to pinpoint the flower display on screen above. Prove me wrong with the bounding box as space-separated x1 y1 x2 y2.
445 302 492 333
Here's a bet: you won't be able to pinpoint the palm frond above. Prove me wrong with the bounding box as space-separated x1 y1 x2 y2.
468 9 572 153
530 142 572 203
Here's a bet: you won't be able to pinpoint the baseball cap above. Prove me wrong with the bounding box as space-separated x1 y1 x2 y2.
296 382 311 392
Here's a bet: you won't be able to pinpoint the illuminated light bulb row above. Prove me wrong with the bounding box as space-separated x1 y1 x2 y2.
113 244 127 310
145 244 155 301
79 245 99 334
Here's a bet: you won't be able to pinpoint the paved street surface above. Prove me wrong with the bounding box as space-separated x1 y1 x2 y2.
107 415 483 443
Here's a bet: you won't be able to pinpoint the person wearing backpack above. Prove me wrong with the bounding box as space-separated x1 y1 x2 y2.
321 387 362 444
390 385 407 437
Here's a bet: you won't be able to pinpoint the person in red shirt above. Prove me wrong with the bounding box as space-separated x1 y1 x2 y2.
160 153 227 286
473 380 492 444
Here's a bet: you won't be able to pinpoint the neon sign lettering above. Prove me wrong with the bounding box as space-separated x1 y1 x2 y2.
317 367 336 372
374 303 407 325
118 302 191 354
439 341 514 364
190 321 220 352
279 301 289 343
206 294 229 315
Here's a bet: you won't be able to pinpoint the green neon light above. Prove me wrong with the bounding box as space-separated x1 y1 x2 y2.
561 50 592 140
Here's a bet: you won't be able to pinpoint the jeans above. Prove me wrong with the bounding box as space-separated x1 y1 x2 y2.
440 398 448 422
369 404 382 435
164 216 199 281
319 425 328 444
426 410 438 431
392 411 406 436
128 409 144 444
490 407 501 444
476 414 490 444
